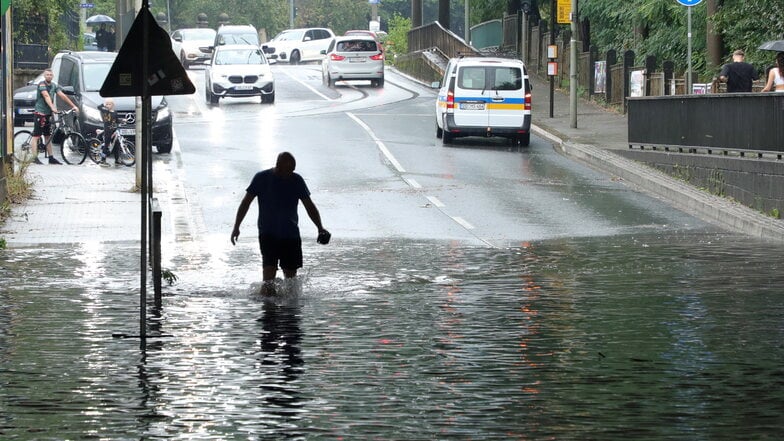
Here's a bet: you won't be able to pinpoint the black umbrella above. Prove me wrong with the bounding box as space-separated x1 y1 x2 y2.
86 14 116 25
758 40 784 52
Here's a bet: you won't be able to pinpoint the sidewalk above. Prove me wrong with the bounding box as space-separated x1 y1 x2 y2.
526 73 784 241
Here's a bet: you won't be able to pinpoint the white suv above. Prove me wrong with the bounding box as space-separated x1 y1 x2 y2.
434 57 532 146
264 27 335 64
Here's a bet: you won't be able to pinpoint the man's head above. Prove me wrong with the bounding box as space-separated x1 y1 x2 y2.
732 49 745 62
275 152 296 177
43 68 54 84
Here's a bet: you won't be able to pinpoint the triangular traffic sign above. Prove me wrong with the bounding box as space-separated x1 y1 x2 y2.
100 6 195 97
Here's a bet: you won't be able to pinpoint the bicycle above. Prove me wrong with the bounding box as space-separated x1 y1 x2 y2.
86 123 136 167
13 109 88 165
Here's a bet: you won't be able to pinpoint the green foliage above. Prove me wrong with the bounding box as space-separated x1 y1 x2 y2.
471 0 507 25
0 238 6 249
386 14 411 60
712 0 784 69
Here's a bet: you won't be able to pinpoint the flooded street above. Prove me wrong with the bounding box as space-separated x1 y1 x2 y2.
2 233 783 439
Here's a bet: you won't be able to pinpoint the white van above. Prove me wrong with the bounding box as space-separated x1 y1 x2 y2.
434 57 532 146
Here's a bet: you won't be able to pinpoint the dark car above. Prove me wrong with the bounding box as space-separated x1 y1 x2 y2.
51 51 174 153
13 73 44 126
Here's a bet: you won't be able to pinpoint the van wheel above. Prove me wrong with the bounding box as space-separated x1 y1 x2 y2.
436 124 443 139
442 131 453 145
518 133 530 147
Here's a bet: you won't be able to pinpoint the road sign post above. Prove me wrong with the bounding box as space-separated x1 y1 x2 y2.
676 0 703 95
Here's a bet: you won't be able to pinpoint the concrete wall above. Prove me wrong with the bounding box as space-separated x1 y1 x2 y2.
618 149 784 218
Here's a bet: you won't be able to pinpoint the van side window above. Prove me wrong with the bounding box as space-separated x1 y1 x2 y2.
492 67 522 90
58 59 75 87
459 67 486 90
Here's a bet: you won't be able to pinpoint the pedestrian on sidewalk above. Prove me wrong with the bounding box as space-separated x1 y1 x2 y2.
231 152 330 294
761 52 784 92
31 68 79 165
718 49 758 93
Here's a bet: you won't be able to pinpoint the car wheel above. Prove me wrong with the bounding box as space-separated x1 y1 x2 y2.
436 124 443 139
376 77 384 88
442 130 453 145
180 52 190 69
261 92 275 104
156 142 172 154
290 50 301 65
327 73 335 88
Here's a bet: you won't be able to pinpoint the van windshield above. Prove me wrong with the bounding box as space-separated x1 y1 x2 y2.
83 63 111 91
458 66 522 91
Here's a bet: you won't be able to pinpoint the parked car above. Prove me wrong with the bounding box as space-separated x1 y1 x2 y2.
321 36 384 88
204 44 275 105
263 27 334 64
171 28 217 68
13 73 45 126
433 57 532 146
51 51 174 153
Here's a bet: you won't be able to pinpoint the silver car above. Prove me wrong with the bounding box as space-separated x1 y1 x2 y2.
321 36 385 88
205 44 275 105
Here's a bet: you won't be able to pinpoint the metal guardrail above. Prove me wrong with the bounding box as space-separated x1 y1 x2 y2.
408 22 478 59
628 93 784 155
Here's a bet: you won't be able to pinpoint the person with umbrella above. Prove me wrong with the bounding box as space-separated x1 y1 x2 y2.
96 24 108 51
761 52 784 92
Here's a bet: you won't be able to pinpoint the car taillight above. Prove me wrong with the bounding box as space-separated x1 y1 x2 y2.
370 53 384 61
330 53 345 61
524 92 531 111
446 90 455 110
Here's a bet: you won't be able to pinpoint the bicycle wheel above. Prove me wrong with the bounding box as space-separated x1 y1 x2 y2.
118 139 135 166
60 132 87 165
13 130 35 163
86 138 104 164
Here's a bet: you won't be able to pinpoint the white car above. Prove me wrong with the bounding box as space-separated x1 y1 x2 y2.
264 27 334 64
321 36 385 88
205 44 275 105
171 28 217 68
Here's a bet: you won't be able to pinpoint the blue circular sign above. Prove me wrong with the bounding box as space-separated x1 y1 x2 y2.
676 0 703 5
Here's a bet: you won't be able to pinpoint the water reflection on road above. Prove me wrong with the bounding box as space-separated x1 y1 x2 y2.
1 233 783 439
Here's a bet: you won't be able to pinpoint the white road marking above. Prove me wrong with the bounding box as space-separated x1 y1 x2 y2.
346 112 406 173
451 216 475 230
404 177 422 189
425 195 445 207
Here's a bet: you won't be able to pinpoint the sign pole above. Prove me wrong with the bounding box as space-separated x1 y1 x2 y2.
687 5 692 94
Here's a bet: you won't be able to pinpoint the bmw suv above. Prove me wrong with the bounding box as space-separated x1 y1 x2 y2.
51 51 174 153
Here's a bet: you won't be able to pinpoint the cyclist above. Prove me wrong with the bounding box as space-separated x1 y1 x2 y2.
98 98 120 165
31 67 79 165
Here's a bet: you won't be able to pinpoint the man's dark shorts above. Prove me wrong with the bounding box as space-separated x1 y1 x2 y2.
259 234 303 270
32 113 52 137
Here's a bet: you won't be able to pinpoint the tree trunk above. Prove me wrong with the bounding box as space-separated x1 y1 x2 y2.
438 0 450 30
706 0 723 69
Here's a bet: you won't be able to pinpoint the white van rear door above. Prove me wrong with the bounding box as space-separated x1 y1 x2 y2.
486 65 526 128
453 65 490 128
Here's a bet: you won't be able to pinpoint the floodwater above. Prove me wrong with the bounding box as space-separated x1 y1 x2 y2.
1 233 784 439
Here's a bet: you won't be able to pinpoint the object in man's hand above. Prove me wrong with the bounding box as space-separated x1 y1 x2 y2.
317 229 331 245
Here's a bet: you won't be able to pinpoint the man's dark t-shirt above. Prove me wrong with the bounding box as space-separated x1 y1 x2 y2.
247 168 310 238
720 62 759 92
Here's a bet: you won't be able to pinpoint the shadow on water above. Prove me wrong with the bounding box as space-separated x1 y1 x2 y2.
1 233 783 439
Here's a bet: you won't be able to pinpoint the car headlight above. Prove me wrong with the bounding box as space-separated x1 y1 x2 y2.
83 105 102 124
156 107 170 121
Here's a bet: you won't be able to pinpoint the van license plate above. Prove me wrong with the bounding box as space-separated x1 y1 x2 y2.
460 103 485 110
118 128 135 136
